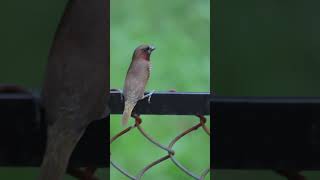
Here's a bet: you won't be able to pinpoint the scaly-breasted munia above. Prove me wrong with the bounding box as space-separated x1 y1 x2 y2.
121 44 155 126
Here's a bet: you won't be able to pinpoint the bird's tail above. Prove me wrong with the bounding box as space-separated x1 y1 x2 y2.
39 127 85 180
122 101 136 126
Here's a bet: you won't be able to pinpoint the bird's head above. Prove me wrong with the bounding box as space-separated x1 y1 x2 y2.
132 44 156 61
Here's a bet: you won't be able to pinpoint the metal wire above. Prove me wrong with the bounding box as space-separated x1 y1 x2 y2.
110 114 210 180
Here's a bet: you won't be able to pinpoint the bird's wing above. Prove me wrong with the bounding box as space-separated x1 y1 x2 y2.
123 60 150 102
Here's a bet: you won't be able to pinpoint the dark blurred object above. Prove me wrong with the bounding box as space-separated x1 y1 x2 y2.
39 0 109 179
0 84 43 166
0 84 33 94
275 170 305 180
0 85 107 180
212 96 320 169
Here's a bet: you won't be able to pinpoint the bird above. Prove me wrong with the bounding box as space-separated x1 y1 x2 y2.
121 44 156 126
39 0 109 180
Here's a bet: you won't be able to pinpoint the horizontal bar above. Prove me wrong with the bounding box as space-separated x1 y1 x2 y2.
0 92 108 167
212 96 320 169
109 90 211 115
212 96 320 103
0 90 211 115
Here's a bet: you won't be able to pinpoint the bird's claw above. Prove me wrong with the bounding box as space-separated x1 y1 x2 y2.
142 90 155 104
147 90 155 103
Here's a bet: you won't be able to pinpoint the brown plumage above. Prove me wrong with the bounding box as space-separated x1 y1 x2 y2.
39 0 109 180
121 44 155 126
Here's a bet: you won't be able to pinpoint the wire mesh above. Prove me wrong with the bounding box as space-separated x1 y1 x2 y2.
110 114 210 180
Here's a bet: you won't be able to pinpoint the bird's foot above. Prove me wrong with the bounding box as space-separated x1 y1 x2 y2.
111 88 124 102
142 90 155 104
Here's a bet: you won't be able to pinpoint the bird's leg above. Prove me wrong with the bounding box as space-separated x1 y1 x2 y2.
141 90 155 104
110 88 124 102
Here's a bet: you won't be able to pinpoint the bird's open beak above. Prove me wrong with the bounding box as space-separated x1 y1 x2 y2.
148 46 156 54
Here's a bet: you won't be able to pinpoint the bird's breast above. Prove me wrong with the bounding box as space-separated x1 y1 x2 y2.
148 63 152 75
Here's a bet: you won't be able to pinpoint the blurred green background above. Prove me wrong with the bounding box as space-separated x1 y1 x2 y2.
213 0 320 179
110 0 210 180
213 0 320 97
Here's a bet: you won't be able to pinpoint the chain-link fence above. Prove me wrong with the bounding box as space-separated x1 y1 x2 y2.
110 114 210 180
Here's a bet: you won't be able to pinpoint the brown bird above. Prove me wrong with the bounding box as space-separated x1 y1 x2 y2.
121 44 155 126
39 0 109 180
